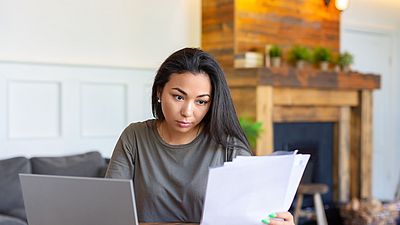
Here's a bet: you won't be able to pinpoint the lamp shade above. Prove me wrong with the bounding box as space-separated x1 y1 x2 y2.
335 0 349 11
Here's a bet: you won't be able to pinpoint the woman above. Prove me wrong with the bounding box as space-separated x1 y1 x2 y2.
106 48 294 225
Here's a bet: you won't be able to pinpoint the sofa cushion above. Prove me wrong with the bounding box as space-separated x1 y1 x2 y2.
30 151 106 177
0 214 27 225
0 157 31 221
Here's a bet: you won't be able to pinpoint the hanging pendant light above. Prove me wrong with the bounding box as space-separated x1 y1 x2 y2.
335 0 350 11
324 0 350 11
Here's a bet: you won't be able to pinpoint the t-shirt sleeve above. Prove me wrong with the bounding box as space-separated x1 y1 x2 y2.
231 137 253 159
235 148 252 157
105 125 136 179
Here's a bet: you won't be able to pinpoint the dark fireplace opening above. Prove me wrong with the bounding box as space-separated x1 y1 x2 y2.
274 122 334 207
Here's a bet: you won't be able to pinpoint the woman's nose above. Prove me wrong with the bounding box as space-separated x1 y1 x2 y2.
181 102 193 117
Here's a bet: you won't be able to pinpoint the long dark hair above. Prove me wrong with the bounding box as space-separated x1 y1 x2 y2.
151 48 251 152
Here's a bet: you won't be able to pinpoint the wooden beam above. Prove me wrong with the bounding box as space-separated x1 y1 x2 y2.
360 90 373 199
273 106 339 122
338 106 351 202
273 88 358 106
230 87 257 118
350 97 361 199
256 86 273 155
226 67 381 90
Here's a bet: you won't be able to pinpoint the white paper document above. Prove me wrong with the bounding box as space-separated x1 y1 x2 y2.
201 151 310 225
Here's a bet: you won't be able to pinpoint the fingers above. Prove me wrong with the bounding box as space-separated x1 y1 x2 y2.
261 211 294 225
275 212 294 222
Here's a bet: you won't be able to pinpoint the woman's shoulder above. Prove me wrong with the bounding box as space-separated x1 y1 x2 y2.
126 119 154 129
122 119 156 136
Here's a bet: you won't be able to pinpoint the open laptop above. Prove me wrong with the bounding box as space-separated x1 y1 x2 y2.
19 174 139 225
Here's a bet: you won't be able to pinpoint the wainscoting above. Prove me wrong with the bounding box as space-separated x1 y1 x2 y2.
0 62 155 159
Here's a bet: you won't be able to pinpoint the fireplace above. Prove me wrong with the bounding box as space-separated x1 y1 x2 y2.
228 67 380 202
274 122 334 206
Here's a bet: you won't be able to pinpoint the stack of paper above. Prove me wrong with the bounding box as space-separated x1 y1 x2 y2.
201 151 310 225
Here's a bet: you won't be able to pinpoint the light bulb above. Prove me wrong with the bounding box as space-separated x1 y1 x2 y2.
335 0 349 11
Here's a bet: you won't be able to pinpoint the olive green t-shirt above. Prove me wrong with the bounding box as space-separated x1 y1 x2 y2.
105 119 251 222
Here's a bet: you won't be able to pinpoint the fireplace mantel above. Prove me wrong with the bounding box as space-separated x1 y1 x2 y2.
226 67 380 90
227 67 380 203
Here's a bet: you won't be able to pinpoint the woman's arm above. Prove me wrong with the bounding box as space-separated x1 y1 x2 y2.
228 136 253 161
105 126 136 179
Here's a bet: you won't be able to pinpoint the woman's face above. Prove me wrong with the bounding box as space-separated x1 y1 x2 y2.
159 72 212 142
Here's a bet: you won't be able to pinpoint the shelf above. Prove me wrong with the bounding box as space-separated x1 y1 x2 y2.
225 67 380 90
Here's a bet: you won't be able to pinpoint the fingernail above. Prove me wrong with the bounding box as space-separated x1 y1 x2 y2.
261 218 270 224
268 212 277 218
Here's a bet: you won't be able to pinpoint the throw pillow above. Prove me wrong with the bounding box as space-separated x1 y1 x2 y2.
0 157 31 221
31 151 106 177
0 214 27 225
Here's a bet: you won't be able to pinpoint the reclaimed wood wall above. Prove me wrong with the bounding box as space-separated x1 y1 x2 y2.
202 0 340 68
202 0 235 68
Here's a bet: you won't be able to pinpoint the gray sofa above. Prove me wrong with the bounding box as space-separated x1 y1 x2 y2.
0 151 108 225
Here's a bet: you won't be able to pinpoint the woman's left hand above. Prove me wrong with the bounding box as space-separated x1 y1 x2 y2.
261 212 294 225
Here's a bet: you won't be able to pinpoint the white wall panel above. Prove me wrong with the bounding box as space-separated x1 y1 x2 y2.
80 83 127 137
341 25 399 201
7 80 61 138
126 71 155 123
0 62 155 159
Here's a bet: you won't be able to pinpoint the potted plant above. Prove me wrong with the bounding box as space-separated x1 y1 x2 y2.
269 45 282 68
313 47 332 71
288 46 311 69
331 53 341 72
338 51 354 72
239 116 263 150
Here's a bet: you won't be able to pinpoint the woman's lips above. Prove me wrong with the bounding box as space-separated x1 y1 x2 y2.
177 121 191 128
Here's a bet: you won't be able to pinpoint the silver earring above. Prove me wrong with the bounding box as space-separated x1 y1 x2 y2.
157 98 161 103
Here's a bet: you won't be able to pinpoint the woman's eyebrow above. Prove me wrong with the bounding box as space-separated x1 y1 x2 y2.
172 87 210 98
198 94 211 98
172 87 187 96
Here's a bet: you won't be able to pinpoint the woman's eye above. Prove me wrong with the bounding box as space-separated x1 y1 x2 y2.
196 100 208 105
174 95 184 101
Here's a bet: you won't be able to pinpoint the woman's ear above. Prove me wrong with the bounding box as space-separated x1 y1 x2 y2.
157 88 163 100
157 88 163 102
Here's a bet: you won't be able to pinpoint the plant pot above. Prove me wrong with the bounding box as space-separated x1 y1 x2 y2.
342 65 351 73
334 65 340 72
296 60 305 70
319 61 329 71
270 57 281 68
